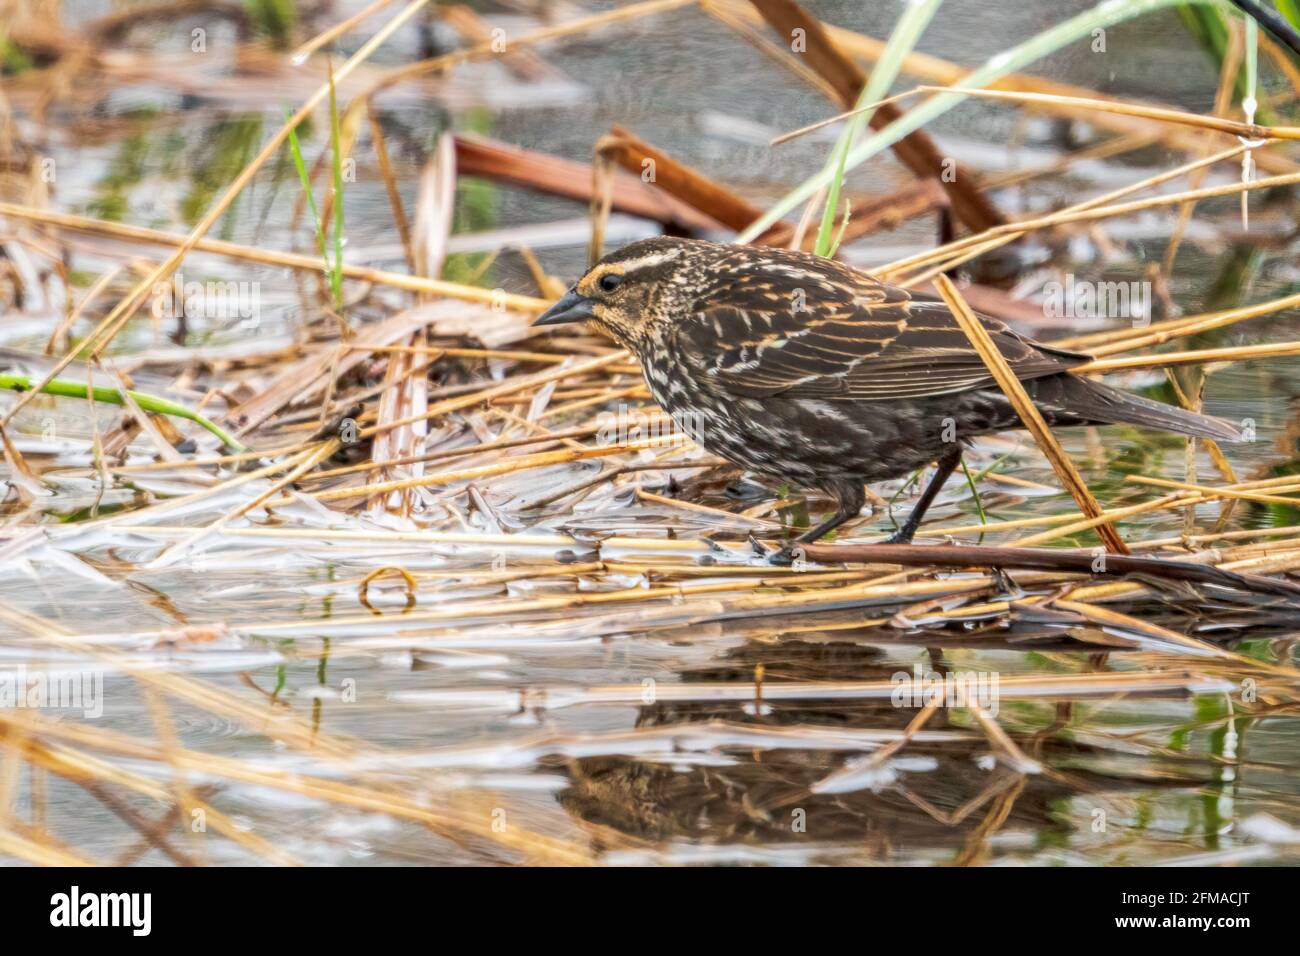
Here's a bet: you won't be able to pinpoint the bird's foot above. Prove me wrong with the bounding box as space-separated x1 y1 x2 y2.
766 543 814 567
747 533 797 565
747 532 814 566
766 546 795 567
881 528 916 545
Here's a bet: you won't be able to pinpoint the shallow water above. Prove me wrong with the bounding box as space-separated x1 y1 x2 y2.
2 1 1300 865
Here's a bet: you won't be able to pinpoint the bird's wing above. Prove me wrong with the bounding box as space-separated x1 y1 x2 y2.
673 267 1090 401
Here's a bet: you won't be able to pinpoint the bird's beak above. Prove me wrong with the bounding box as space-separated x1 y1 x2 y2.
534 288 596 327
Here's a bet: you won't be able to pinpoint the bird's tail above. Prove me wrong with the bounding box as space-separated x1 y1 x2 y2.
1030 375 1243 443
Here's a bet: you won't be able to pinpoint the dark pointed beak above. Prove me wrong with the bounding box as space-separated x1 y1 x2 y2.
534 288 596 327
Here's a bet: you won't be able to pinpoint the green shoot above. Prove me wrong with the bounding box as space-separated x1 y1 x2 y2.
826 198 851 258
0 374 247 450
285 107 329 263
960 455 988 543
327 60 346 311
813 0 942 257
743 0 1233 244
283 59 347 314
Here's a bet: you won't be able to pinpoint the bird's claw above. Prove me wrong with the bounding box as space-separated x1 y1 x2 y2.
766 547 795 566
746 533 799 565
767 543 812 567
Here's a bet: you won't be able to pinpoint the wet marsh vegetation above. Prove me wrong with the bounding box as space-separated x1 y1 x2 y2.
2 0 1300 865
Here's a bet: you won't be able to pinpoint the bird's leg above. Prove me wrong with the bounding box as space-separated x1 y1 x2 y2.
795 481 868 545
768 480 867 565
884 445 963 544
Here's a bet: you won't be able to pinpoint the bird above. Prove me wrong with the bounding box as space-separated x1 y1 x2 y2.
533 237 1241 562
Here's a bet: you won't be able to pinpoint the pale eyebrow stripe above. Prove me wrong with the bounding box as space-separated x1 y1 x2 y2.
610 250 681 274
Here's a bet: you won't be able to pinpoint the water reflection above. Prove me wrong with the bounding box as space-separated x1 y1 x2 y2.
556 639 1227 864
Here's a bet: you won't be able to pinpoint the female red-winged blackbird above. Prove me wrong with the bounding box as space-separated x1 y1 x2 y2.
535 237 1240 560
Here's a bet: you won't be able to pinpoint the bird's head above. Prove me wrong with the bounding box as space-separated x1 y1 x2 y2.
532 237 721 349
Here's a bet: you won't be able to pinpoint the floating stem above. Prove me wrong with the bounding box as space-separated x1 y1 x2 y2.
0 375 247 451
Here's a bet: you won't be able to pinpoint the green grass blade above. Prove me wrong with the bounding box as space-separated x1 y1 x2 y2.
814 0 942 257
284 107 330 265
327 60 346 311
960 455 988 541
0 374 248 451
826 198 851 257
740 0 1232 244
243 0 298 49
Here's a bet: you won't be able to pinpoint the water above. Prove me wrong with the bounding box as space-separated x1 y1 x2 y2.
1 0 1299 865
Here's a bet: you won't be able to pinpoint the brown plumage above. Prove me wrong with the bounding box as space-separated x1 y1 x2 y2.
535 237 1240 560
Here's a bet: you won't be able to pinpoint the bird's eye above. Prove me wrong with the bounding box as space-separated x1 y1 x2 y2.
598 272 623 293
